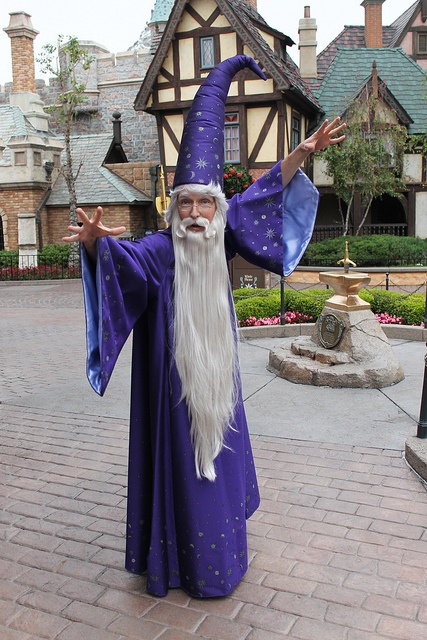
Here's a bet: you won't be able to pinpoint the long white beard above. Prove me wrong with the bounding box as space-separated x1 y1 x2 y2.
171 212 239 481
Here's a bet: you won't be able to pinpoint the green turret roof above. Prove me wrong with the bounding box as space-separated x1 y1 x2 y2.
148 0 174 24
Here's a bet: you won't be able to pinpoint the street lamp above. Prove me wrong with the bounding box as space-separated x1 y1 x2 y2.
417 281 427 438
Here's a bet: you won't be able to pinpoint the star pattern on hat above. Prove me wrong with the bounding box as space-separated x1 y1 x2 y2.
173 56 267 189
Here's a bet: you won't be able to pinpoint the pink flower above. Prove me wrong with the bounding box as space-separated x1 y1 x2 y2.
239 311 313 327
375 313 403 325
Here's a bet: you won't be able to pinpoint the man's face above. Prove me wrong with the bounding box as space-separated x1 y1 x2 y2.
177 193 216 232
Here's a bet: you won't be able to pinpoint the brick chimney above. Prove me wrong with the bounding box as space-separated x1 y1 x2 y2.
3 12 39 93
361 0 385 48
299 6 317 79
3 11 49 132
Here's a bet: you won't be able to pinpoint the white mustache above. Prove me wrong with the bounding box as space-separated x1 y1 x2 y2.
176 216 216 239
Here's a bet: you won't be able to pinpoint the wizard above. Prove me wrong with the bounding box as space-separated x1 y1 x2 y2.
64 55 345 598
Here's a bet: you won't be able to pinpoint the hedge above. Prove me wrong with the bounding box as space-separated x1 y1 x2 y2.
0 250 18 268
301 235 427 267
0 244 70 268
233 288 426 326
38 244 70 267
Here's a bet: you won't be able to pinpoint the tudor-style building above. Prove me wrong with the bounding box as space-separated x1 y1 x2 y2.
135 0 322 187
311 0 427 88
301 0 427 239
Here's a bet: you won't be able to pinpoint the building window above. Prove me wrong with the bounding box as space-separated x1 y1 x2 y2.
53 154 61 168
33 151 42 166
413 28 427 56
291 112 301 150
280 41 287 62
14 151 27 165
200 37 215 69
418 32 427 53
224 112 240 163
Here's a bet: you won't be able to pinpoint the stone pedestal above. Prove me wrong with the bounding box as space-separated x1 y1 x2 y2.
18 213 38 268
269 269 404 388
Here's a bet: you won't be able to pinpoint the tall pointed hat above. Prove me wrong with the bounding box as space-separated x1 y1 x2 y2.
173 55 266 189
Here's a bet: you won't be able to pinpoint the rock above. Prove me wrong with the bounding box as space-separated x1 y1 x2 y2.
269 306 404 389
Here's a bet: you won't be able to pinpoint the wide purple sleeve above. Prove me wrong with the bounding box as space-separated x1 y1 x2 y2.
225 162 319 276
81 233 171 396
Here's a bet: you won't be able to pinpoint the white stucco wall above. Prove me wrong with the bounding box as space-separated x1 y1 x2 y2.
415 192 427 239
313 157 333 186
403 154 423 184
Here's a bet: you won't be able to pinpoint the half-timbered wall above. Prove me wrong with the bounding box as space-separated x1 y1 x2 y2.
145 0 307 178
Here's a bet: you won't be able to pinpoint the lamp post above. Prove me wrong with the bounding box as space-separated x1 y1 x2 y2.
417 281 427 438
280 277 286 325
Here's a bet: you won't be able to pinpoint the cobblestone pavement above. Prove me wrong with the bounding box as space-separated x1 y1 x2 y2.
1 280 427 640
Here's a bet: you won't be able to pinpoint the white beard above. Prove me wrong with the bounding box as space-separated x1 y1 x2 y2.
171 211 239 481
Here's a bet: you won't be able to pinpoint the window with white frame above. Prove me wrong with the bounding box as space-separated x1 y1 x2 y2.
200 37 215 69
224 112 240 163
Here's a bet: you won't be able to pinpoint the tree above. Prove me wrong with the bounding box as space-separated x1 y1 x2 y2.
37 37 95 265
320 90 407 236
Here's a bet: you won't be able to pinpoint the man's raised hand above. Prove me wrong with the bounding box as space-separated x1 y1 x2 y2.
302 117 346 154
63 207 126 245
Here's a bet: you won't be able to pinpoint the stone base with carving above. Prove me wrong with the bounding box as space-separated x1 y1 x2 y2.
268 306 405 388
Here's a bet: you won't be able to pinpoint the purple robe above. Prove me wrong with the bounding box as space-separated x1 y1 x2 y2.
81 164 318 597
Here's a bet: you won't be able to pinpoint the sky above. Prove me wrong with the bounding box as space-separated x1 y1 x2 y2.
0 0 412 87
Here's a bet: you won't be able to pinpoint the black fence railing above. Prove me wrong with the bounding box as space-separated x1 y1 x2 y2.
0 257 81 282
0 221 414 281
312 223 408 243
301 256 427 268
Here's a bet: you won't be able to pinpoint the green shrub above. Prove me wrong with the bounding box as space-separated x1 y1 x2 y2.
365 289 425 325
283 289 331 320
0 245 71 269
38 244 70 266
232 287 426 326
232 287 273 302
233 288 330 323
223 164 255 199
302 235 427 267
234 289 281 321
0 250 18 268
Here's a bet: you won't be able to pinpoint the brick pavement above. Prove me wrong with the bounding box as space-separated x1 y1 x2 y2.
1 280 427 639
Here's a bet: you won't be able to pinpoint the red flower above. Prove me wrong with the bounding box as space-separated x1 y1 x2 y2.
229 168 235 175
223 173 229 179
230 189 235 194
237 172 242 178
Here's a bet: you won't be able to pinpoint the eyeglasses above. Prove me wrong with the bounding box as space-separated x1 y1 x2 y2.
177 198 216 213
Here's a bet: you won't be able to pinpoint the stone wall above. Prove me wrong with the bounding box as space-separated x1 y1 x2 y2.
0 187 46 250
0 44 160 165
